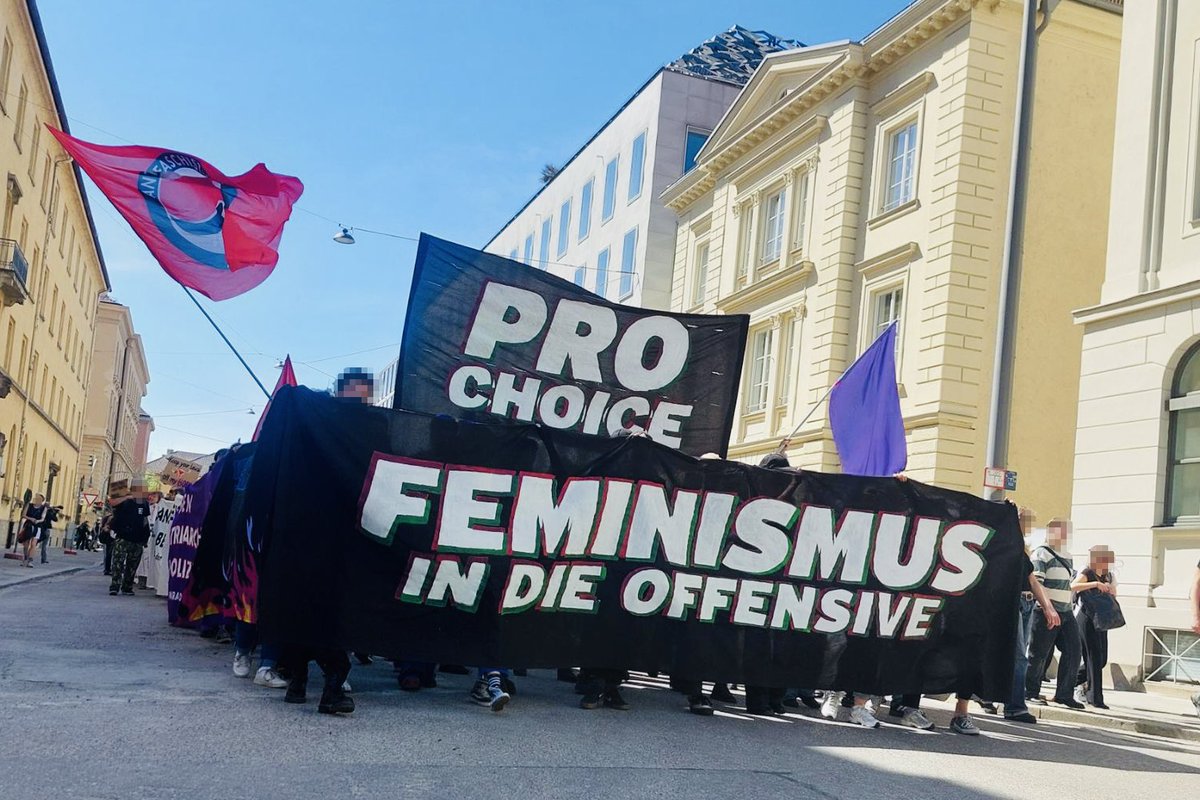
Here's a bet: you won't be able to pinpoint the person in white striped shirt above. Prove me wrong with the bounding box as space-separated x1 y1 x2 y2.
1024 519 1085 709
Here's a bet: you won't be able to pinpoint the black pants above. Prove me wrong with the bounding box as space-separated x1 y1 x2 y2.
745 686 785 710
1025 608 1081 702
281 646 351 687
103 541 113 574
577 668 625 695
1076 610 1107 706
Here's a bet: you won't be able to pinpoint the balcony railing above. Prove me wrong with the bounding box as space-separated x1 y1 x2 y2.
0 237 30 306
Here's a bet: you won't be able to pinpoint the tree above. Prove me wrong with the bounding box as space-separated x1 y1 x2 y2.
540 164 560 184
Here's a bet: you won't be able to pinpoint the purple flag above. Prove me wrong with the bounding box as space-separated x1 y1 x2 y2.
829 322 907 476
166 466 220 626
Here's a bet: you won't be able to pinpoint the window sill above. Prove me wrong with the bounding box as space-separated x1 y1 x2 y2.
868 198 920 229
743 408 767 420
758 257 782 275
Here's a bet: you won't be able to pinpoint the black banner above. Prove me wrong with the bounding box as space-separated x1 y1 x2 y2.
392 234 749 457
256 388 1021 697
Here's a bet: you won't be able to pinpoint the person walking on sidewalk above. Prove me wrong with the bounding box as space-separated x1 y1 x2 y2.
38 505 59 564
107 481 152 596
1072 545 1116 709
1025 518 1084 710
17 494 47 568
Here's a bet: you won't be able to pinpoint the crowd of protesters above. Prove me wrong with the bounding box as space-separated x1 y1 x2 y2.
96 368 1195 730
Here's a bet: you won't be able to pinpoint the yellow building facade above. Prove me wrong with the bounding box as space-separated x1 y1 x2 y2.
0 0 110 544
664 0 1120 517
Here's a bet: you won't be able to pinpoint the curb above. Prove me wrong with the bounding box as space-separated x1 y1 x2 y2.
1029 703 1200 743
0 564 90 590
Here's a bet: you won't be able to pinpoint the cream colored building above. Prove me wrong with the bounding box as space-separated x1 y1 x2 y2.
0 0 110 545
1070 0 1200 686
664 0 1120 519
78 298 148 506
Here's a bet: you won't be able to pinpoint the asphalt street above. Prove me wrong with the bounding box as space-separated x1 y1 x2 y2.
1 564 1198 800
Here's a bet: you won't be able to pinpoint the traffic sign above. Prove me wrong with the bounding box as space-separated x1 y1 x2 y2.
81 491 98 506
983 468 1017 491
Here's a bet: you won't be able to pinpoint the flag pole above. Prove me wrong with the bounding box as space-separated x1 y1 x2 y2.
775 382 835 453
180 286 272 400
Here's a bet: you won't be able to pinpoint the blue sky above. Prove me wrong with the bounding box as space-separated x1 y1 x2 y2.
39 0 906 458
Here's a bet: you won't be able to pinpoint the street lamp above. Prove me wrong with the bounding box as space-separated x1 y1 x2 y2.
333 227 355 245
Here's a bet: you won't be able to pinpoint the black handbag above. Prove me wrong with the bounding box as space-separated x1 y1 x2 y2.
1075 569 1126 632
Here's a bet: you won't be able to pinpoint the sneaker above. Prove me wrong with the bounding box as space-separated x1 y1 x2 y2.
1073 685 1087 705
899 707 935 730
469 680 491 706
108 589 118 596
1051 697 1085 710
1026 695 1048 706
484 672 510 712
1004 711 1037 723
849 705 880 728
579 693 602 710
214 628 232 644
797 691 821 710
120 589 135 596
820 691 845 721
318 689 355 715
688 694 714 716
950 715 980 735
602 688 630 710
254 667 288 689
233 652 252 679
285 679 307 704
977 700 998 715
1092 702 1110 710
342 680 352 693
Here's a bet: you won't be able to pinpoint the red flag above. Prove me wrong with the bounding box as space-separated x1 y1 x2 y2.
252 356 298 441
48 127 303 301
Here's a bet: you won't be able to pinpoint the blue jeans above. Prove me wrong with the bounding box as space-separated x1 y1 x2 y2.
1005 596 1035 716
234 620 278 668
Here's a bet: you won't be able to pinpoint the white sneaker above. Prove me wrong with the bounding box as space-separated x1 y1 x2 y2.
1191 692 1200 718
232 651 252 678
820 691 845 720
850 704 880 728
1073 685 1087 705
900 707 935 730
342 680 352 693
253 667 288 688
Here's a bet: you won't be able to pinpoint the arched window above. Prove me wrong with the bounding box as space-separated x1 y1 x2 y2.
1166 341 1200 522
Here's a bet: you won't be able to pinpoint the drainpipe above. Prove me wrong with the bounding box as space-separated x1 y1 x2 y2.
983 0 1049 501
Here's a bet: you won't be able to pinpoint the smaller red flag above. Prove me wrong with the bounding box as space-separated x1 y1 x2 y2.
253 356 298 441
48 127 303 301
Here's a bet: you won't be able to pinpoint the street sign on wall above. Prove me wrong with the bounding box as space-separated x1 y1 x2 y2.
983 467 1018 491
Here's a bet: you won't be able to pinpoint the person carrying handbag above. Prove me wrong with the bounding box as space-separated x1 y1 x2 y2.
1071 545 1121 709
17 494 47 568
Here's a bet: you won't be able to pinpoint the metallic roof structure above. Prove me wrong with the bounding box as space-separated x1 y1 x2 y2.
666 26 804 86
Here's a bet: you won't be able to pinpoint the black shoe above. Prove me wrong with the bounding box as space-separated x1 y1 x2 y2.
977 700 999 715
438 664 470 675
796 691 821 709
354 653 374 666
108 589 118 596
557 667 579 683
745 704 774 716
120 589 135 596
1051 697 1086 710
318 691 355 715
770 701 787 714
688 694 714 716
580 693 602 710
1026 695 1048 706
1092 702 1110 710
782 697 801 709
103 571 111 576
1005 711 1037 723
285 678 307 704
711 683 736 703
603 688 630 710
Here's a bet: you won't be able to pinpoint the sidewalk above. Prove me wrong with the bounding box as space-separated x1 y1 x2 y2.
0 547 102 589
924 683 1200 742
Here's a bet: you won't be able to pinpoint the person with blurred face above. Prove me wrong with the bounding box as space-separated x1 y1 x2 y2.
18 493 47 567
1072 546 1116 709
1025 518 1084 709
108 481 152 596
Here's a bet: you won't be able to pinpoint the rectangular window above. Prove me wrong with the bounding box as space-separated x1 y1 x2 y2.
538 216 552 268
602 156 618 222
692 242 710 306
684 129 709 173
522 234 534 265
778 318 796 406
793 170 811 254
573 264 585 287
1169 407 1200 520
39 156 50 209
619 227 637 299
746 328 773 413
27 120 38 181
0 33 11 112
736 208 752 281
13 79 27 150
4 318 13 371
760 188 786 264
628 131 646 202
578 178 593 241
557 200 571 257
508 248 518 261
884 121 918 212
875 287 903 339
58 213 67 256
595 247 610 298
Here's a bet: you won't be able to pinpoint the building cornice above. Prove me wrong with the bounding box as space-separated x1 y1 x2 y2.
857 242 922 278
715 262 814 314
1074 278 1200 326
